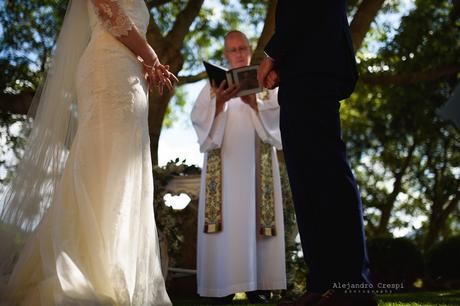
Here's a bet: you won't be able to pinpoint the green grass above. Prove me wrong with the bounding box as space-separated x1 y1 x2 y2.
172 290 460 306
378 290 460 305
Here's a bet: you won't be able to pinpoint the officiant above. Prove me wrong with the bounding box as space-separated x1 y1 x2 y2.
191 30 286 304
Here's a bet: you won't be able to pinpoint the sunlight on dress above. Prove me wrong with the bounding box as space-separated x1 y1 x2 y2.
0 1 171 305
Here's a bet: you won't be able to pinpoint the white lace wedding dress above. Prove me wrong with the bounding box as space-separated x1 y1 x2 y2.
0 1 171 305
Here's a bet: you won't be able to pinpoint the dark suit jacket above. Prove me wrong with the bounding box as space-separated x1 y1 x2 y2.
265 1 358 100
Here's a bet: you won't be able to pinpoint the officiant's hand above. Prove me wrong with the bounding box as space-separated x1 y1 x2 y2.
213 80 240 116
257 56 279 89
241 94 258 112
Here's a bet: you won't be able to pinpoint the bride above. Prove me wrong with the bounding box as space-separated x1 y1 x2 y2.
0 0 176 305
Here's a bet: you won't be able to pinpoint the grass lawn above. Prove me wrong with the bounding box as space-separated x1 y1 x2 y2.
172 290 460 306
378 290 460 305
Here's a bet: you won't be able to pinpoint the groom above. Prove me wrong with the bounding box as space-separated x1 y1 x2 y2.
258 2 377 306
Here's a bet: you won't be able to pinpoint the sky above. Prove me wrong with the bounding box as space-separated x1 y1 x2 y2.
157 81 204 210
158 81 205 168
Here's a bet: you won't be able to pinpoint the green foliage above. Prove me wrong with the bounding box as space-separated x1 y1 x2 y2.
425 235 460 283
172 290 460 306
343 0 460 243
0 0 67 92
378 290 460 305
152 158 200 266
0 113 30 185
173 0 268 72
367 237 424 290
0 0 67 185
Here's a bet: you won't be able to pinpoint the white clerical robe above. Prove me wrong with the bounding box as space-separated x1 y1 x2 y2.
191 82 286 297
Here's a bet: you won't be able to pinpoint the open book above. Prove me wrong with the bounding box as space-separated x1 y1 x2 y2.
203 61 263 97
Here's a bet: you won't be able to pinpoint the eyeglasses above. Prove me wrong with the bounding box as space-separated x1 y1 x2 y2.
225 46 250 54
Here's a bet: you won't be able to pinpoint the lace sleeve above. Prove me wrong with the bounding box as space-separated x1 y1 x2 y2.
90 0 135 37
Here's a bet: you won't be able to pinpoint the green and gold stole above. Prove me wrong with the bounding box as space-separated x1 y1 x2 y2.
203 141 276 236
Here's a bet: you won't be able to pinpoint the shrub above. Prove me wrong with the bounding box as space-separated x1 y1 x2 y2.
367 237 424 290
425 235 460 284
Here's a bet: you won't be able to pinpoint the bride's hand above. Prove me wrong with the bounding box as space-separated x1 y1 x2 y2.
155 64 179 92
143 64 154 89
144 63 178 95
143 64 162 94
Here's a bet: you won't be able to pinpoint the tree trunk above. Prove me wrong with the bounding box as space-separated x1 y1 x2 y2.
375 142 416 235
145 0 204 165
375 171 404 236
148 92 174 166
424 191 460 249
349 0 386 51
252 0 277 64
0 92 34 116
147 42 184 165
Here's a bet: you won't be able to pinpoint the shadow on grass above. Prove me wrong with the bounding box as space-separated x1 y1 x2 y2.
172 301 277 306
172 290 460 306
378 290 460 306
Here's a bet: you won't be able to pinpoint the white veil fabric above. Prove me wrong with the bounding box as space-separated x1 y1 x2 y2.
0 0 90 276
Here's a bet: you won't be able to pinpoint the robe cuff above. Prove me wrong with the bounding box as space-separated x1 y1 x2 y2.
199 102 228 152
251 99 282 150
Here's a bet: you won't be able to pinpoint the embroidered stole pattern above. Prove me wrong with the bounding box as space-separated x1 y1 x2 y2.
203 145 276 236
258 142 276 236
203 149 223 233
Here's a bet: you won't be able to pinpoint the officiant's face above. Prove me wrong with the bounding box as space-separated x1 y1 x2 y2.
224 32 251 69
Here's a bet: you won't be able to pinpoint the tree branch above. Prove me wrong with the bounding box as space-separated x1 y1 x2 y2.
146 16 166 47
350 0 386 51
376 140 416 235
360 65 460 85
147 0 174 9
252 0 277 65
178 71 207 85
144 0 184 47
0 92 34 116
444 189 460 216
165 0 205 50
425 185 460 248
437 188 460 234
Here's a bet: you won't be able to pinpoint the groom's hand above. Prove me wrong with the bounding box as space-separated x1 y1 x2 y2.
258 56 279 89
264 70 279 89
